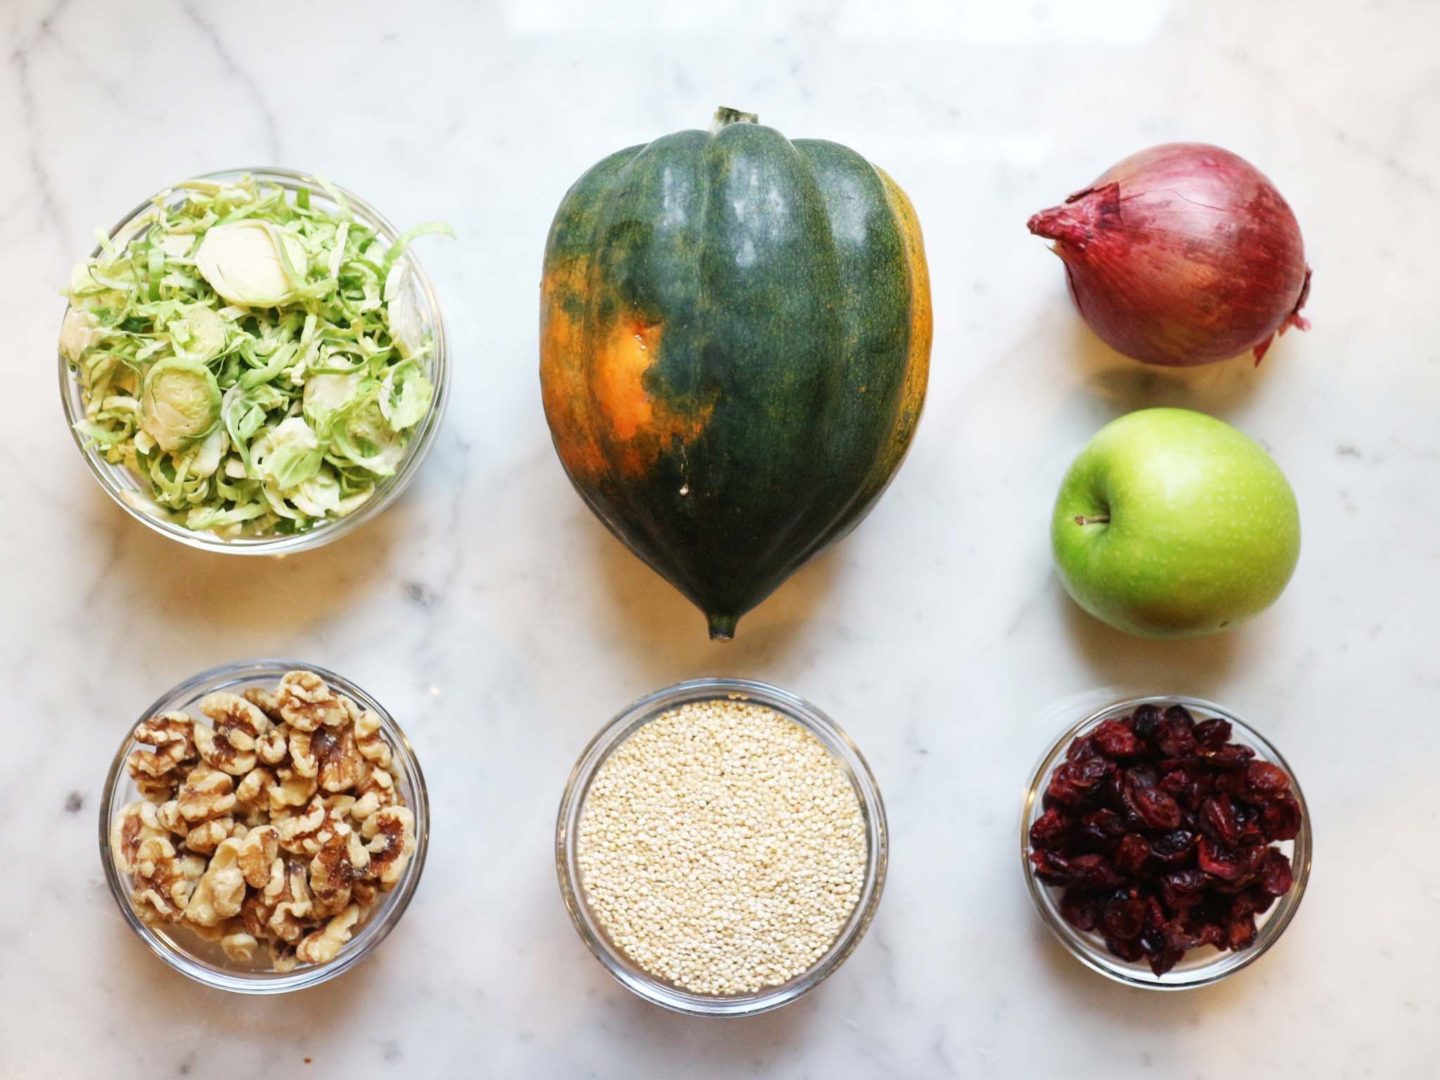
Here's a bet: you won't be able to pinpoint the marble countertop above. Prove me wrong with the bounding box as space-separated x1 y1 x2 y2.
3 0 1437 1076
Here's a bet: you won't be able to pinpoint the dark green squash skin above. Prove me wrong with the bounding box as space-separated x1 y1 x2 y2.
541 112 930 638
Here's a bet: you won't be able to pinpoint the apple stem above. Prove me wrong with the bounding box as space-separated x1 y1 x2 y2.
1074 514 1111 526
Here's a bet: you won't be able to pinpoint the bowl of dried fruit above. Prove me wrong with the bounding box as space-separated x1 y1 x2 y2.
100 660 428 993
556 678 888 1017
1022 696 1310 989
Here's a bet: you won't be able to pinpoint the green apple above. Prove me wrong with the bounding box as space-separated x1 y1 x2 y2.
1051 408 1300 638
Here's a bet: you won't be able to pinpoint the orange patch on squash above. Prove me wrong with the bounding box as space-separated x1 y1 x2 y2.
593 321 663 441
540 259 608 479
589 318 712 478
541 260 711 482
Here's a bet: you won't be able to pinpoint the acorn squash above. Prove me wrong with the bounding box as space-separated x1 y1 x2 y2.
541 108 931 639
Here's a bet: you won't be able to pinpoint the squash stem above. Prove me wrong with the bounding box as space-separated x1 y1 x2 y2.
711 106 759 132
707 612 738 641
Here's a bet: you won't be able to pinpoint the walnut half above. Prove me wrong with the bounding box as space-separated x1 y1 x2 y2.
126 712 197 790
130 837 201 921
110 800 168 877
176 763 237 823
236 825 279 889
184 837 246 927
275 671 348 732
295 905 360 965
363 806 416 890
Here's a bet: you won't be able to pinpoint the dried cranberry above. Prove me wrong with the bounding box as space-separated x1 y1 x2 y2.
1030 849 1072 885
1166 924 1200 951
1161 868 1211 909
1187 894 1226 924
1074 808 1125 850
1159 768 1191 798
1230 845 1268 885
1156 712 1198 757
1229 892 1256 918
1212 770 1247 798
1246 760 1291 795
1193 717 1232 750
1143 932 1189 976
1059 888 1102 932
1199 795 1242 846
1073 755 1112 789
1246 887 1278 916
1127 786 1182 830
1257 849 1294 897
1106 935 1146 963
1093 717 1141 759
1113 832 1152 875
1124 764 1159 791
1101 897 1146 940
1259 794 1302 841
1132 703 1163 742
1068 853 1122 890
1192 922 1226 949
1066 734 1099 762
1210 744 1256 770
1197 837 1265 884
1045 756 1112 808
1233 803 1266 846
1172 767 1215 810
1150 829 1195 866
1143 894 1167 932
1227 913 1258 950
1029 808 1071 849
1043 778 1081 810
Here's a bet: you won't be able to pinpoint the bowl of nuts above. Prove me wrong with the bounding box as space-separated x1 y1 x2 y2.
1022 696 1311 990
99 660 428 993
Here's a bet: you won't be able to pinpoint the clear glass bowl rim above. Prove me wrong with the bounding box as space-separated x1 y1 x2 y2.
99 658 430 994
1021 694 1312 991
556 677 889 1017
58 166 450 555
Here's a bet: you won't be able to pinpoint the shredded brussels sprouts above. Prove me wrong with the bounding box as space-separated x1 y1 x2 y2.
63 174 449 537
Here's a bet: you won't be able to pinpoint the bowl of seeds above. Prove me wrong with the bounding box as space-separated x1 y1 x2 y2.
555 678 888 1017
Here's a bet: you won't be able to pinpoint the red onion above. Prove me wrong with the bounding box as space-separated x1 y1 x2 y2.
1028 143 1310 366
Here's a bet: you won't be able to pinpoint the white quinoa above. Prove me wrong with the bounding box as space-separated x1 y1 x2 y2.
575 698 868 996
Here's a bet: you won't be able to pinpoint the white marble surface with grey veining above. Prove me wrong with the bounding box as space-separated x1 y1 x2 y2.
2 1 1437 1076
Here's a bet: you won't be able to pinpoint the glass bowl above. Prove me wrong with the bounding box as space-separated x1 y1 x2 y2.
1021 695 1311 990
99 659 429 994
59 167 449 555
556 678 889 1017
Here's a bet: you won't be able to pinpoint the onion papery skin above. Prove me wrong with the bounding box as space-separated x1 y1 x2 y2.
1029 143 1310 366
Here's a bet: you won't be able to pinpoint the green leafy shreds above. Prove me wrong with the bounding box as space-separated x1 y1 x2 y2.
380 358 434 431
62 173 445 537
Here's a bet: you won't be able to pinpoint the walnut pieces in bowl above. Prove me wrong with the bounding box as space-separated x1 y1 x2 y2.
101 662 428 993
